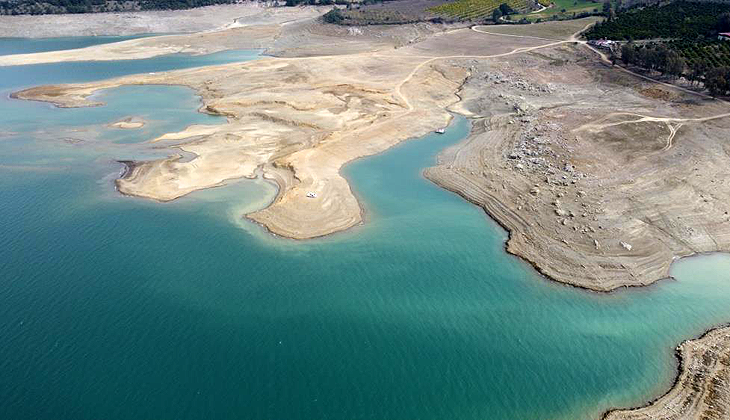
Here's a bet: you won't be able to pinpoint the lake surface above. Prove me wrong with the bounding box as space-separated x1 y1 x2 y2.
2 36 730 420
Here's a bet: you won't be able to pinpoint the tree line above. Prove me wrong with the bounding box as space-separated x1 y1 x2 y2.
619 43 686 78
617 37 730 96
586 1 730 41
586 1 730 97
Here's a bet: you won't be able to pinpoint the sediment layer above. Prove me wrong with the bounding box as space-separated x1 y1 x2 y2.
0 3 325 38
8 17 570 240
13 48 474 238
426 44 730 291
602 326 730 420
9 16 730 286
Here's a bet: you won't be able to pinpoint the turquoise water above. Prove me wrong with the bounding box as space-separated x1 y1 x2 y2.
0 35 156 56
2 37 730 420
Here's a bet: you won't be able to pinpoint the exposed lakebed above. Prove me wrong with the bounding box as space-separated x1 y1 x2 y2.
1 36 730 420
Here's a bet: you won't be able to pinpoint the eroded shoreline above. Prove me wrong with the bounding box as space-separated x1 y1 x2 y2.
11 48 468 239
424 42 730 292
5 15 730 417
8 16 730 288
602 324 730 420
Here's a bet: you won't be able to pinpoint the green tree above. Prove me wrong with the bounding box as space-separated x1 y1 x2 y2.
718 12 730 33
322 8 344 23
665 51 685 78
492 7 502 21
498 3 514 15
690 60 707 86
706 67 728 97
620 43 636 65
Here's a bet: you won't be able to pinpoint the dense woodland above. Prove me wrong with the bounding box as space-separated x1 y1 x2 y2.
585 1 730 96
586 1 730 40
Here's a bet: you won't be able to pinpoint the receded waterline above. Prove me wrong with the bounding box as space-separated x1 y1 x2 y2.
2 36 730 420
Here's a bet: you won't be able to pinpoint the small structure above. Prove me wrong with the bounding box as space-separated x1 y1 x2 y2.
588 39 616 50
435 128 446 134
306 192 318 198
719 32 730 41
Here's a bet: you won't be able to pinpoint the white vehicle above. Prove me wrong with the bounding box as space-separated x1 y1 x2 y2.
306 192 318 198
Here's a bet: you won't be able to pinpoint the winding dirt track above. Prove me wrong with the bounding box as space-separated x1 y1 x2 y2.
470 23 730 147
393 25 585 111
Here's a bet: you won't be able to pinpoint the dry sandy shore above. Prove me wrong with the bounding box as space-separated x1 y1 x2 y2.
5 20 547 239
4 11 730 417
425 40 730 292
603 325 730 420
0 11 446 65
6 15 730 283
0 8 322 66
108 116 145 129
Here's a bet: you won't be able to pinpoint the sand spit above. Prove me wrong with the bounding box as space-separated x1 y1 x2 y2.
109 116 145 129
10 16 571 239
602 325 730 420
14 48 475 237
425 42 730 292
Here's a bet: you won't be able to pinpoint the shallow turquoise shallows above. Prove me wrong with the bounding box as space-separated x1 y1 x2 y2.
2 37 730 420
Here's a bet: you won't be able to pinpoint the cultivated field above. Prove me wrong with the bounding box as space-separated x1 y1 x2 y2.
429 0 530 20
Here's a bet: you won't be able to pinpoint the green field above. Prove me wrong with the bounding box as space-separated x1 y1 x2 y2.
514 0 603 22
429 0 529 20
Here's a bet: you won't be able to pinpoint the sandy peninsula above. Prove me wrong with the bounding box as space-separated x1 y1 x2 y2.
603 325 730 420
5 18 557 239
7 15 730 285
109 116 145 129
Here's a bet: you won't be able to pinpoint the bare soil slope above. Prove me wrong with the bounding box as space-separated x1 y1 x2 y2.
425 44 730 291
0 3 325 37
